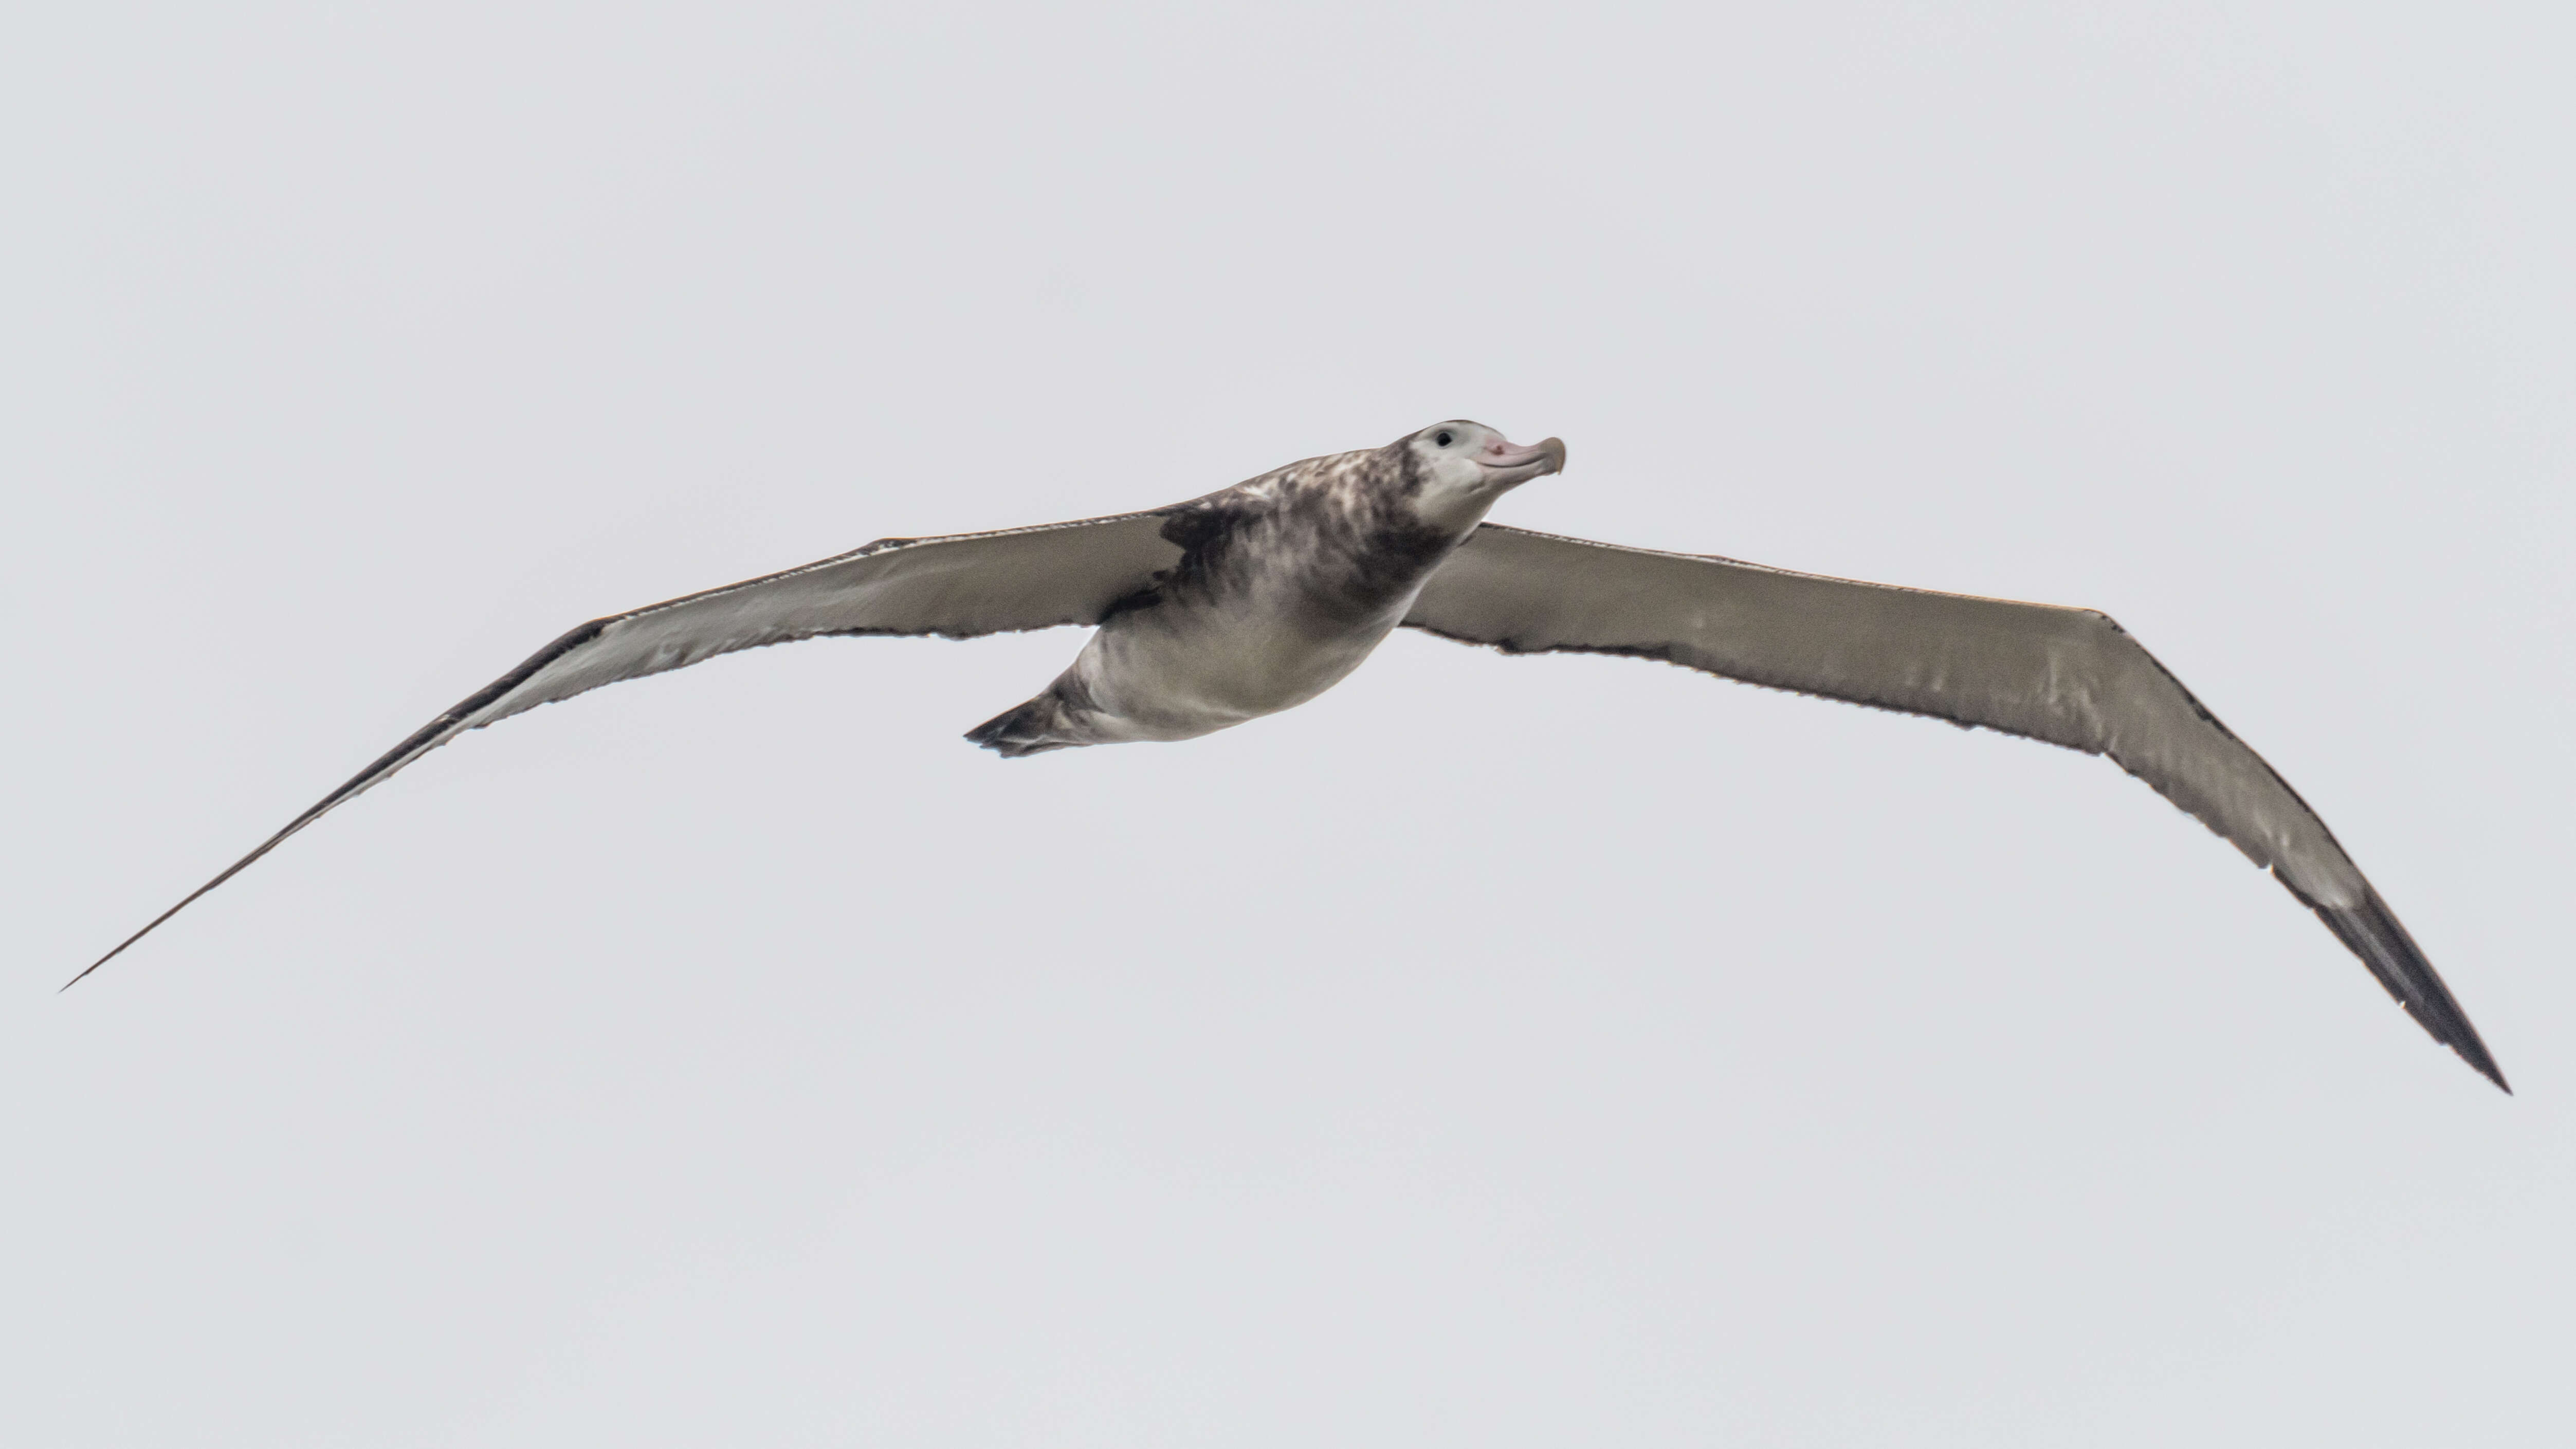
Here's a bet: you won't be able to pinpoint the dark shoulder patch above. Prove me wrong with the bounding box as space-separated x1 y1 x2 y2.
1154 492 1270 597
1097 578 1168 621
1159 500 1244 554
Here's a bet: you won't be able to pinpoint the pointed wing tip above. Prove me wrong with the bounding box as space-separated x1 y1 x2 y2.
2419 987 2510 1093
2441 1034 2511 1094
62 861 270 996
63 927 156 991
2439 1023 2511 1095
60 948 124 993
2307 887 2509 1095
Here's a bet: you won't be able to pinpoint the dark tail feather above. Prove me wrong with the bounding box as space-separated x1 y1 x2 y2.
964 692 1083 758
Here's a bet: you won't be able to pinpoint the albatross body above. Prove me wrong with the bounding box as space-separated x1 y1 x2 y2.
76 420 2508 1092
967 424 1565 753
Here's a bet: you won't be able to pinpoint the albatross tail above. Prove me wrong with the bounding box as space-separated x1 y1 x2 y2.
964 689 1089 757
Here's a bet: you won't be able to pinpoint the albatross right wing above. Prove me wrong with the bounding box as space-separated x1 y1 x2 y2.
1404 522 2507 1091
73 509 1185 986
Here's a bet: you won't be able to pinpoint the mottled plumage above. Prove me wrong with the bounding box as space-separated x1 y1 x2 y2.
72 420 2506 1094
967 427 1545 754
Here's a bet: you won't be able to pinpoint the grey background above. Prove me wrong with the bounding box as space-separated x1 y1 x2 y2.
6 3 2570 1444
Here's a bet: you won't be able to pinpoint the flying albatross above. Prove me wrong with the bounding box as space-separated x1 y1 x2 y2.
74 420 2507 1091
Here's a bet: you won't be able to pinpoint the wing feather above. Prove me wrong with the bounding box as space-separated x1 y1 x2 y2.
71 509 1182 985
1405 523 2506 1090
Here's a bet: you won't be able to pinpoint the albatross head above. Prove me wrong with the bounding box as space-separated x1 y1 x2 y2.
1400 419 1567 531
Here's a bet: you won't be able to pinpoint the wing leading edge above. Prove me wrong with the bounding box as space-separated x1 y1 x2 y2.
71 509 1184 987
1404 522 2506 1091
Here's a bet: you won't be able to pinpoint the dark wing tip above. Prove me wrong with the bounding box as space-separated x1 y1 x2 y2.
61 948 124 992
2307 886 2509 1093
63 872 240 991
61 824 316 992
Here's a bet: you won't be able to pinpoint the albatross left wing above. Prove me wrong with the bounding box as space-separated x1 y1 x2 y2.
72 509 1184 987
1403 522 2507 1091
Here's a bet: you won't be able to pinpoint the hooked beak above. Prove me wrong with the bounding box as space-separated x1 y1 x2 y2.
1476 435 1567 489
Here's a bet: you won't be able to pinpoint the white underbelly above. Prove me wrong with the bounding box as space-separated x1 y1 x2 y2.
1069 603 1403 743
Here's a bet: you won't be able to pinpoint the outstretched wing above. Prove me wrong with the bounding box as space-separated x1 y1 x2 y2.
74 509 1184 986
1405 522 2507 1091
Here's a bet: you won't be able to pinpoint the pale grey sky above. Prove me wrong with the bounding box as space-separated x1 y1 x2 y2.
6 3 2571 1444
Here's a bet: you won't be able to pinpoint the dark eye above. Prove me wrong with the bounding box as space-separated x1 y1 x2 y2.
1434 430 1456 447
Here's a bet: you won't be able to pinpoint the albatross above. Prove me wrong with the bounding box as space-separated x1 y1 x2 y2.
75 420 2507 1091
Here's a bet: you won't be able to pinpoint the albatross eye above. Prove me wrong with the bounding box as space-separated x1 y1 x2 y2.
1434 430 1456 447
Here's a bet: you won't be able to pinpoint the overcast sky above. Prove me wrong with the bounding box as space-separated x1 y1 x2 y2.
7 3 2572 1444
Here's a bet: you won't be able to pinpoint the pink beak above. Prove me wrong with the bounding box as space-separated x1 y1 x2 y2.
1478 434 1568 486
